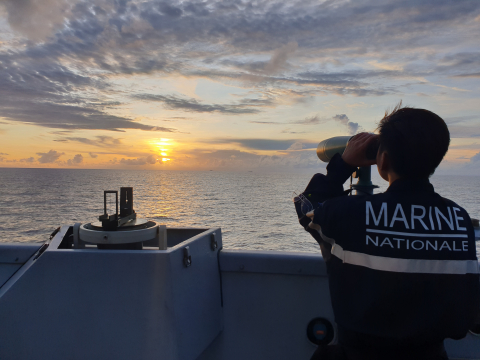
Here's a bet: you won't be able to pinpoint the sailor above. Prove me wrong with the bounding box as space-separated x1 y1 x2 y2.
296 105 480 360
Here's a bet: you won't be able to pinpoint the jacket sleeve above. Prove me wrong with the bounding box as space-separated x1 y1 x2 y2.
295 153 356 247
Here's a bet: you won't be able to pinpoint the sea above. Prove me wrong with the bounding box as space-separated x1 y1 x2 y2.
0 168 479 255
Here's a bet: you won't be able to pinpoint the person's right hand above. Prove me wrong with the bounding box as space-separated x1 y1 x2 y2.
342 132 378 167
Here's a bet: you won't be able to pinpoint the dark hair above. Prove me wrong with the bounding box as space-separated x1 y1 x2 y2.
377 103 450 179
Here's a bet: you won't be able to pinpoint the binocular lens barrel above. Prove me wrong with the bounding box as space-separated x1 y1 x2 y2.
316 136 352 162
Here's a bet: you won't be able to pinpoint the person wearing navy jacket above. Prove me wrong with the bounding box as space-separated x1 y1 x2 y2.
296 106 480 360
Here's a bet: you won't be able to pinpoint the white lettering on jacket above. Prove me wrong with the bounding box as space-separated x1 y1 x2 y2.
365 235 469 252
366 202 387 227
365 202 468 232
411 205 429 230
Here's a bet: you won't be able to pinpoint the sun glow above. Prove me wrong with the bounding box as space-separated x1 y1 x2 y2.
150 138 173 148
148 139 174 163
158 138 171 146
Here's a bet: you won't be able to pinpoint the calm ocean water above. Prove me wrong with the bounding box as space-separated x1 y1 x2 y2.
0 168 479 254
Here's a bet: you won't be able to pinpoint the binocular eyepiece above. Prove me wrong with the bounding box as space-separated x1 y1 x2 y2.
316 135 380 163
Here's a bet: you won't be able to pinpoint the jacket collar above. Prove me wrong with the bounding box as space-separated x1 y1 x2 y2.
386 178 434 193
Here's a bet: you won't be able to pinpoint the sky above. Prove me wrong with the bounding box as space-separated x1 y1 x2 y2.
0 0 479 173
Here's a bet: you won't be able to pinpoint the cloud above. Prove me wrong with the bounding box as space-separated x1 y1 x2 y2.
20 157 35 163
1 0 71 41
449 143 480 150
89 152 98 158
178 148 322 170
458 151 480 173
470 151 480 163
159 3 183 18
133 0 480 59
290 114 362 135
263 42 298 75
445 115 479 124
195 68 391 96
437 52 480 76
332 114 349 124
0 152 8 156
120 155 157 165
0 52 177 132
203 138 318 151
37 149 64 163
332 114 362 135
281 129 307 134
0 98 177 132
67 154 83 165
64 136 122 147
132 94 268 114
249 120 284 125
452 72 480 78
291 115 326 126
287 142 304 151
286 141 318 150
449 125 480 138
347 122 360 135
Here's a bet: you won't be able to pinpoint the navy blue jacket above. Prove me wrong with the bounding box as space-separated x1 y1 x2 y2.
296 154 480 346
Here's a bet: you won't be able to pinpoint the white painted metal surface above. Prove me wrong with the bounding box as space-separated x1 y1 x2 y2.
0 226 222 360
0 227 479 360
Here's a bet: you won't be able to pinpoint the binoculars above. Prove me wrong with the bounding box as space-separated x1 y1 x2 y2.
316 135 380 163
316 135 380 195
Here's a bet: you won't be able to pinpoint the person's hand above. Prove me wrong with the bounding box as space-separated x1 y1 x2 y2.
306 210 321 230
306 210 314 220
342 132 378 167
